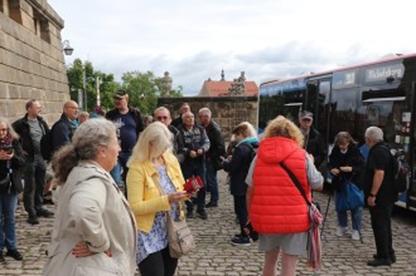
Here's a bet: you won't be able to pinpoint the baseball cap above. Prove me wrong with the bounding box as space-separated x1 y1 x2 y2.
299 110 313 120
113 89 128 99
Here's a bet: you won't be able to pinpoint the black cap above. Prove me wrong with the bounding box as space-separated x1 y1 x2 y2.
113 89 128 99
299 110 313 120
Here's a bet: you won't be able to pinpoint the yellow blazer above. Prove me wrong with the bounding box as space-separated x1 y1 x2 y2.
126 151 185 233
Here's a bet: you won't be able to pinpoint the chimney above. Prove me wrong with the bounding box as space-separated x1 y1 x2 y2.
221 69 225 81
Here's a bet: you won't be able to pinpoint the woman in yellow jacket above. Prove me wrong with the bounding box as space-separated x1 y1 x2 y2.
127 121 188 276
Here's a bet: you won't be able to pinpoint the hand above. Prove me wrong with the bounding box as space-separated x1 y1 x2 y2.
197 149 203 155
330 168 340 175
0 150 13 160
340 166 352 173
72 241 112 258
367 196 376 207
190 150 197 158
168 191 188 204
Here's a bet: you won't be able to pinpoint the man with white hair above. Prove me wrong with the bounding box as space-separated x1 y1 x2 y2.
198 107 225 207
364 126 396 267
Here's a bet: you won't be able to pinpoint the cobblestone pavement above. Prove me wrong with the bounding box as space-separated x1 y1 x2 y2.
1 171 415 275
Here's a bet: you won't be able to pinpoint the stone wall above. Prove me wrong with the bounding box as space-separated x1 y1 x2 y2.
0 0 69 124
158 96 258 140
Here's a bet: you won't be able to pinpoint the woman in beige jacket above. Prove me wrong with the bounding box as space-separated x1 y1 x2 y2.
43 119 137 276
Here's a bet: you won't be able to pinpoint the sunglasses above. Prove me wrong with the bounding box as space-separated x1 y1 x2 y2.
157 116 168 120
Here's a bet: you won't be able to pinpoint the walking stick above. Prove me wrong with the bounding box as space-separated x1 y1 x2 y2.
320 192 332 239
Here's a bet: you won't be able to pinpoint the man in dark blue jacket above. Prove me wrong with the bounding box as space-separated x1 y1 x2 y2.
51 100 79 153
13 99 52 224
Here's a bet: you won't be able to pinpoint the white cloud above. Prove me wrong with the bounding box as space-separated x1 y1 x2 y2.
50 0 416 95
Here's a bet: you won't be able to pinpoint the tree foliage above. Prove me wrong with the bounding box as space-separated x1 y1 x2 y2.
66 59 182 114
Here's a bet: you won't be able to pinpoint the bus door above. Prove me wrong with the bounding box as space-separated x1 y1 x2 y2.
305 77 332 170
408 81 416 210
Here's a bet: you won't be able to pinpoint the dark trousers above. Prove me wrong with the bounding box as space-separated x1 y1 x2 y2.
182 161 206 212
23 157 46 217
138 246 178 276
205 161 219 203
369 204 395 259
233 194 248 236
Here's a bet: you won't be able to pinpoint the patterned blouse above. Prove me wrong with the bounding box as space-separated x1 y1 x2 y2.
136 165 179 264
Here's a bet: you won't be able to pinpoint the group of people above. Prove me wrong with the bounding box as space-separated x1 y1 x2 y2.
0 91 399 275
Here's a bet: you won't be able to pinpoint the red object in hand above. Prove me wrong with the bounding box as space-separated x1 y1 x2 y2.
184 176 204 195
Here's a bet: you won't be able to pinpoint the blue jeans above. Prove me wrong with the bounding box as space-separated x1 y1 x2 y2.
0 192 18 251
205 162 219 203
337 205 363 231
110 161 124 187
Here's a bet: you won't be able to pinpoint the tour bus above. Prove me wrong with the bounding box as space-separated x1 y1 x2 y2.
258 53 416 211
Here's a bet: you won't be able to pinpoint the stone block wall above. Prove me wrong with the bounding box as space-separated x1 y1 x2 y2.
0 0 69 124
158 96 258 140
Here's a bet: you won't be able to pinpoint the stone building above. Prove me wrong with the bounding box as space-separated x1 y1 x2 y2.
0 0 70 124
199 70 259 97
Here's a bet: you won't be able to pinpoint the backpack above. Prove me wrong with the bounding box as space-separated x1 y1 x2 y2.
390 149 409 194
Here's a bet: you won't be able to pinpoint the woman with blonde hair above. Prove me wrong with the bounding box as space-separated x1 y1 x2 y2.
127 121 188 276
246 116 323 276
43 119 137 276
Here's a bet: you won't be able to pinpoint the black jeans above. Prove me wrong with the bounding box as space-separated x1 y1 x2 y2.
233 194 248 236
138 246 178 276
369 203 395 259
23 157 46 217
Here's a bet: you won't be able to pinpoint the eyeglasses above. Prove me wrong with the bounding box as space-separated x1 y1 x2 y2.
0 128 7 132
157 116 168 120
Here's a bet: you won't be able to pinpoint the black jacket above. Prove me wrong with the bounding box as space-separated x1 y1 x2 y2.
328 144 365 191
106 107 144 136
51 114 78 153
204 121 225 170
223 141 258 196
0 139 26 193
304 128 325 168
171 116 183 129
12 114 49 160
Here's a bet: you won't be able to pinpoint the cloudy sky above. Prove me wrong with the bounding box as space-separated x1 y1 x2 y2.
49 0 415 95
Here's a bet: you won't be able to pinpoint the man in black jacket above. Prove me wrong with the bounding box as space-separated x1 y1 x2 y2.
364 126 396 267
12 99 52 224
106 90 144 189
198 107 225 207
51 100 79 153
171 102 190 129
298 111 325 168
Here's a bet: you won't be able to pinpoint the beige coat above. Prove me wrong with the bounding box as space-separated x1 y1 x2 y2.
43 162 137 276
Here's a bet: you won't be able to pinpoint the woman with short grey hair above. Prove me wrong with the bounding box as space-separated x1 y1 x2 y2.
43 118 137 276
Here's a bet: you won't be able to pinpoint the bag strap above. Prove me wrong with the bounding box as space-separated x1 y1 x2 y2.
280 161 311 206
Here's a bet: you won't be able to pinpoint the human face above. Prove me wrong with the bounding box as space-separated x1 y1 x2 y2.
98 134 121 172
0 122 8 140
27 101 42 117
155 110 171 126
182 113 194 128
64 102 79 120
114 96 128 111
338 143 349 153
180 105 190 114
299 117 313 130
198 112 211 127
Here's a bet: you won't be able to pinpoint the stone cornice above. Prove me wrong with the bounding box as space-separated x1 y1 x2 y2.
26 0 65 29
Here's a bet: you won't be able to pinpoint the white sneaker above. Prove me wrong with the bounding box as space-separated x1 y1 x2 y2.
351 230 360 241
336 226 348 237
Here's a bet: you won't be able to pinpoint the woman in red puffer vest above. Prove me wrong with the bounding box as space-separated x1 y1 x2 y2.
246 116 323 276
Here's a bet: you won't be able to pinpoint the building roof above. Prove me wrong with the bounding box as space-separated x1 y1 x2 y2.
199 80 259 97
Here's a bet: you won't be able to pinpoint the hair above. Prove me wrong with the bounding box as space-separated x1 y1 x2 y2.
0 117 19 140
25 99 38 111
79 111 90 119
232 121 257 138
334 131 357 146
365 126 384 143
128 121 173 165
263 115 304 147
154 106 171 117
52 118 116 185
181 111 194 120
198 107 212 117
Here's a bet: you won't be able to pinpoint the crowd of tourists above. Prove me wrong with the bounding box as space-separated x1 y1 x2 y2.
0 89 399 275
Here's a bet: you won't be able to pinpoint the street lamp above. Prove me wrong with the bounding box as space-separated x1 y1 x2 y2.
62 40 74 56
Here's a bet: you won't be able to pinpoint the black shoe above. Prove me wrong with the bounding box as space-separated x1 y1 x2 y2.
206 201 218 208
186 211 194 219
245 223 259 242
6 250 23 261
373 254 396 263
0 252 4 262
196 209 208 220
27 216 39 225
37 208 54 218
231 236 251 246
367 257 392 267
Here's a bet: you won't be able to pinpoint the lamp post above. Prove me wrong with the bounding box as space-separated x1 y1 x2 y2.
62 40 74 56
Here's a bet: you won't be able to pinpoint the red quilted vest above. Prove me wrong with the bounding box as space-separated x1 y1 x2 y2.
250 136 311 234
